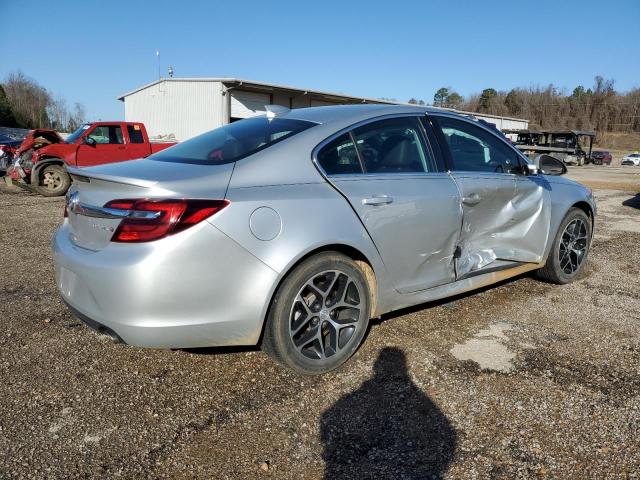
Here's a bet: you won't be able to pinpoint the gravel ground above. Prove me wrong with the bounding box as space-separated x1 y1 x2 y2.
0 167 638 479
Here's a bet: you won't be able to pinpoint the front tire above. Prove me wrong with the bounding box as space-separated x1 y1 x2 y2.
262 252 371 375
36 164 70 197
536 208 591 284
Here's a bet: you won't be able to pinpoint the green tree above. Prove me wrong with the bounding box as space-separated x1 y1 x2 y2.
0 84 17 127
433 88 449 107
446 92 463 108
407 98 418 104
478 88 498 112
572 86 585 98
504 89 524 116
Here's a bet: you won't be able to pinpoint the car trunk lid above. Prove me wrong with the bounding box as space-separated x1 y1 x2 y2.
65 158 234 251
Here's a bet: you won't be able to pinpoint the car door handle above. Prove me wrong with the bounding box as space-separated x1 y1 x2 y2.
362 195 394 206
461 193 482 205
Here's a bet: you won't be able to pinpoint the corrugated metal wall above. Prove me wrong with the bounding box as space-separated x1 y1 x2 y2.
230 91 271 119
124 81 224 141
475 115 529 130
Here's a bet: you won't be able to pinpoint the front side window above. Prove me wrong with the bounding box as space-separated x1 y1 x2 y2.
434 116 521 174
150 117 315 165
352 117 430 174
317 133 362 175
88 125 124 144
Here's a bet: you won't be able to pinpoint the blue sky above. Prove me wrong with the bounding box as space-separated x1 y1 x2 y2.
1 0 638 120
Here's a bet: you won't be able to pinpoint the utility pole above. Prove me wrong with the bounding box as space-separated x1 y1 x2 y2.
156 50 160 80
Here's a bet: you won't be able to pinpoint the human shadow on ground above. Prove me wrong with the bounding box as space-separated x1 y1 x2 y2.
320 347 457 479
622 193 640 210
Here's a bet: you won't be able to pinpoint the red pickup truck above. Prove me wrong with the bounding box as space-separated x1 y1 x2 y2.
6 122 175 196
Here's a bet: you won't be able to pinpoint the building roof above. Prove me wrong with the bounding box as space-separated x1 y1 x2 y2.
117 77 528 124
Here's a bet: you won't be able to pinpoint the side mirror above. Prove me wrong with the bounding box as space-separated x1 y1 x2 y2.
522 163 538 175
534 154 567 176
83 136 96 146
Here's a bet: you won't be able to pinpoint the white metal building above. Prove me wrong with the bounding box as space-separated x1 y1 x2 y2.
117 78 529 141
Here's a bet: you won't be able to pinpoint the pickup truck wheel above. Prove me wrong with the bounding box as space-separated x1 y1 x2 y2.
37 164 70 197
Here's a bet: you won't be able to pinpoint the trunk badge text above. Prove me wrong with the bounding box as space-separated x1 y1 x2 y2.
91 223 115 233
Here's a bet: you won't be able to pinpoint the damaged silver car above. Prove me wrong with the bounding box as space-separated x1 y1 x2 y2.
53 104 596 374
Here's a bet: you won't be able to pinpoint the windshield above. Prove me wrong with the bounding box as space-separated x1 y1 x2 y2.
65 124 91 144
149 117 316 165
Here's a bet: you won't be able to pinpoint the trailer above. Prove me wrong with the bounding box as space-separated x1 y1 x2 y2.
503 129 595 166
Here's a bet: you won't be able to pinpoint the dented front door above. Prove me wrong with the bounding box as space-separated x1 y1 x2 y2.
431 114 551 278
449 171 518 276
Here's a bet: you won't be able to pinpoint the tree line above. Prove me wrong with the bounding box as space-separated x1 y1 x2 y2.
0 71 86 132
409 77 640 133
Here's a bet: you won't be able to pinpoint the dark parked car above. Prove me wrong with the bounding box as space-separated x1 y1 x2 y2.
590 150 612 165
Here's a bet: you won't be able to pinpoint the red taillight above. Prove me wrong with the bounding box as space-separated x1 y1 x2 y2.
103 198 229 242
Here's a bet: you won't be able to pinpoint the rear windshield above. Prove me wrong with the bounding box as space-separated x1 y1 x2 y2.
149 117 316 165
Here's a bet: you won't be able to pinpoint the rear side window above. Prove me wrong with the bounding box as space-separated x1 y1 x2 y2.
317 133 363 175
127 125 145 144
150 117 315 165
352 117 431 173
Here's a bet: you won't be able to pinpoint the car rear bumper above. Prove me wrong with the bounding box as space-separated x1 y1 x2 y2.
53 221 280 348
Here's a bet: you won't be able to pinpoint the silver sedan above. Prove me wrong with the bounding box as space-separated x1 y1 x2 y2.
53 105 596 374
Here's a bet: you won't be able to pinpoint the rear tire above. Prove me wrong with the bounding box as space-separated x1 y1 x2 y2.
262 252 371 375
36 164 70 197
536 208 591 284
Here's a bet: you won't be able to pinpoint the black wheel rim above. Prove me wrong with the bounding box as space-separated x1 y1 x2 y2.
289 270 363 360
559 218 588 275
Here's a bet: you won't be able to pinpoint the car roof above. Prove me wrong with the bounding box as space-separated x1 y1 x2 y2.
282 104 438 125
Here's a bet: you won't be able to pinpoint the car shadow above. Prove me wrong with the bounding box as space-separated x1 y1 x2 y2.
622 193 640 210
184 273 534 358
320 347 457 479
180 344 261 355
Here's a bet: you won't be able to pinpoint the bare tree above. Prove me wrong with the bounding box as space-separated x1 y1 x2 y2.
47 94 70 131
67 102 87 132
457 77 639 133
3 71 52 128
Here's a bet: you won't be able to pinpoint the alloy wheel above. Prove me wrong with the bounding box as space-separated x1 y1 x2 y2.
43 171 63 191
289 270 364 360
559 218 588 274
